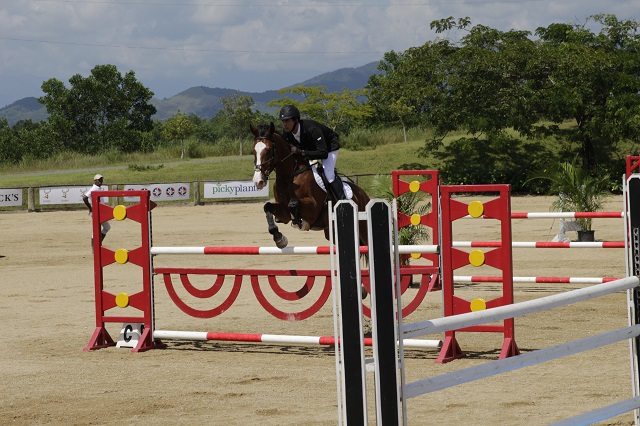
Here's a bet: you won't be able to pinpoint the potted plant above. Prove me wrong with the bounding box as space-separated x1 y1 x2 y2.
535 159 610 242
370 174 431 265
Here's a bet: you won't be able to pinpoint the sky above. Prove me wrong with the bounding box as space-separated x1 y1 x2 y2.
0 0 637 108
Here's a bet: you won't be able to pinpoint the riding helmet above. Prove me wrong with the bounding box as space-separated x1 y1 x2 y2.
279 105 300 120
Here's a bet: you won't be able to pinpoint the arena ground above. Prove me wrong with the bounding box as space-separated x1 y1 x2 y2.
0 194 636 425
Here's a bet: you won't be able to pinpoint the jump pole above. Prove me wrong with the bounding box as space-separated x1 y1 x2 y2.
453 241 624 248
152 330 440 348
510 211 624 218
150 244 438 255
456 275 619 284
150 241 624 253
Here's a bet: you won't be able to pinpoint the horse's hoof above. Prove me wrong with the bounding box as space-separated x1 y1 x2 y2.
361 286 368 299
275 235 288 249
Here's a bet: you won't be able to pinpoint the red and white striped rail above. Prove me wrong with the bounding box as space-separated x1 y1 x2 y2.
455 276 619 284
152 330 441 349
150 244 438 255
150 242 624 255
453 241 624 248
510 211 624 219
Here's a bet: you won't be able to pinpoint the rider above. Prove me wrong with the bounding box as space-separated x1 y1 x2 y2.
278 105 345 200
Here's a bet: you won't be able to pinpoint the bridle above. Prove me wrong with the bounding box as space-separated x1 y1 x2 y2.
253 135 305 181
254 136 277 179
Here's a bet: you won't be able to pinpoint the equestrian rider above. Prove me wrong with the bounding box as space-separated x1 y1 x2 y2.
278 105 345 200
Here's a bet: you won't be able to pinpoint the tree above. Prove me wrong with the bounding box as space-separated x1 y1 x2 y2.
164 112 195 158
533 14 640 171
268 86 373 133
218 93 256 137
389 98 414 142
367 42 457 135
368 15 640 176
0 118 22 164
217 93 258 154
39 64 156 154
424 17 542 146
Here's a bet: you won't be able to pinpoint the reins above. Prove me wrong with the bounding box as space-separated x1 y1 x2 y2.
254 135 309 181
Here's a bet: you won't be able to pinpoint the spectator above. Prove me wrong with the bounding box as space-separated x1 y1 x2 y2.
82 174 111 247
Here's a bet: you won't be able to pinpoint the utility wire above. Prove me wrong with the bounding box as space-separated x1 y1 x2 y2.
28 0 548 6
0 36 383 54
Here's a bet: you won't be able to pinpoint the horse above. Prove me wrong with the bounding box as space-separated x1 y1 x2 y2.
250 122 371 249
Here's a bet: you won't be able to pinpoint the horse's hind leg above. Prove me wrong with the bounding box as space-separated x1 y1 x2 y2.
264 202 288 248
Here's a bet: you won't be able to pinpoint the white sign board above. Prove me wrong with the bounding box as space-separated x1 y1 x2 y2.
39 186 109 205
0 188 22 207
204 181 269 199
116 323 145 348
123 183 190 202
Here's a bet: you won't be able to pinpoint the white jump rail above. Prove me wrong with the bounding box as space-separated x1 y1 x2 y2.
402 276 638 339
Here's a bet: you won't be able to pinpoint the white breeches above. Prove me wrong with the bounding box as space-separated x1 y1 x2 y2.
322 150 339 182
91 220 111 237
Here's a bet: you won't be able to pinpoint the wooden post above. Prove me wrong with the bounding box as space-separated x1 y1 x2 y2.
27 187 35 212
193 181 201 206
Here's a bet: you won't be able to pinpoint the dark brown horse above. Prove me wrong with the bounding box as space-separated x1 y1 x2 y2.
250 122 370 248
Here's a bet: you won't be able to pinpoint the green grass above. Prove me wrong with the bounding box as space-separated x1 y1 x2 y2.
0 138 433 193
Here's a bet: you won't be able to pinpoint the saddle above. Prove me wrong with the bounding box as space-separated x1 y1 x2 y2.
311 162 352 201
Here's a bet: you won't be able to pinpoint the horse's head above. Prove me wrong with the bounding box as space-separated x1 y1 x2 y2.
250 122 278 190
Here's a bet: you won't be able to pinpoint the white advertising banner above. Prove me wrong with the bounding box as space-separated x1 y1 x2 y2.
204 181 269 199
40 185 109 205
123 183 190 202
0 188 22 207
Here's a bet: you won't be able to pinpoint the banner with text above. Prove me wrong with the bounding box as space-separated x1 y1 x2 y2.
40 186 109 205
0 188 22 207
204 181 269 199
123 183 190 202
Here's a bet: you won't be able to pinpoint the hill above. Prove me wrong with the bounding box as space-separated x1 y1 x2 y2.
0 61 381 125
0 97 49 125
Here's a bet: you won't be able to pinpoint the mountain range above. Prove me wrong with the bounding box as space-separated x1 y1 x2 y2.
0 61 381 126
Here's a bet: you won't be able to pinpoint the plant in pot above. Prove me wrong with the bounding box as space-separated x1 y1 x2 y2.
534 159 610 242
370 175 431 279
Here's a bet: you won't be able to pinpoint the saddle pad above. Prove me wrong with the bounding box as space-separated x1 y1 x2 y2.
311 166 353 199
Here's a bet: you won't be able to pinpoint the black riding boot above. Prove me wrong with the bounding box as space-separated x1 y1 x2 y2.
330 178 346 200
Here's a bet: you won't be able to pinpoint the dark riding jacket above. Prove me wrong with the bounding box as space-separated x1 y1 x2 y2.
282 119 340 161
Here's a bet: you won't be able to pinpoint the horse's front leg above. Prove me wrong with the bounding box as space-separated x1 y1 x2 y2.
288 198 302 228
264 202 289 248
